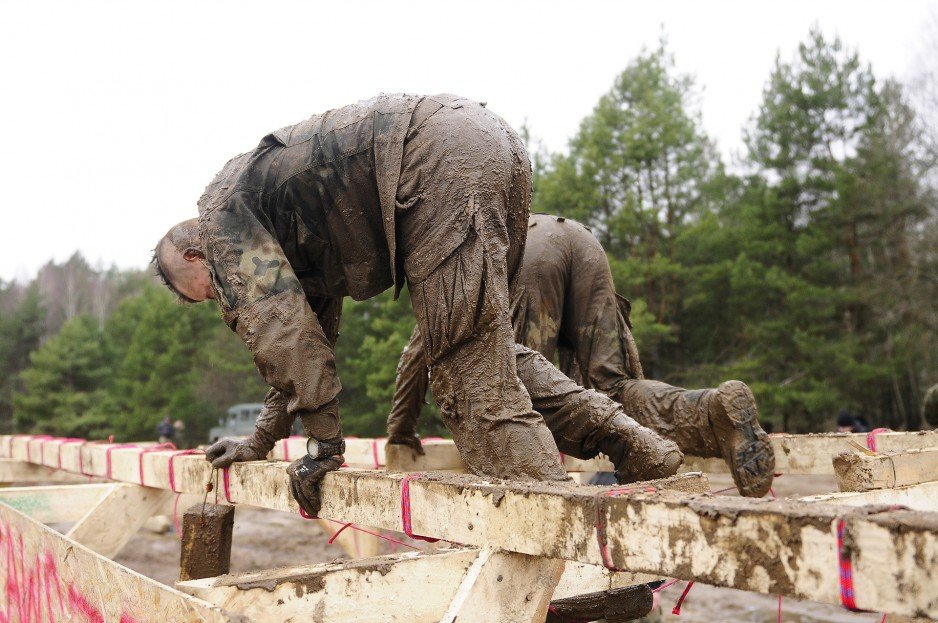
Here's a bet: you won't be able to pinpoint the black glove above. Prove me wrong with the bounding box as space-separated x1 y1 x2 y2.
287 454 343 517
205 438 267 469
387 432 425 455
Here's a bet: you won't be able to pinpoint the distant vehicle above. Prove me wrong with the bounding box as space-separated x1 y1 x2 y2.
208 403 302 443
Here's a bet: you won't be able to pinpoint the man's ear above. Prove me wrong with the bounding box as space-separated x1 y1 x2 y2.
183 248 205 261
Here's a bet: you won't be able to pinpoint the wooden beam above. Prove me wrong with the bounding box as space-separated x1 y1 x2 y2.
0 484 115 523
834 448 938 492
383 432 938 476
5 436 938 617
177 549 481 623
180 503 235 581
546 585 653 623
0 501 231 622
553 562 657 600
66 483 175 558
0 457 93 483
437 548 564 623
800 481 938 512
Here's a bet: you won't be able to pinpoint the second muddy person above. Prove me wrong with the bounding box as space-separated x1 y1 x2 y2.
388 214 776 497
152 94 682 516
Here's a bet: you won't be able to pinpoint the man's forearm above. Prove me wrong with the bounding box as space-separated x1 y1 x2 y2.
247 387 296 454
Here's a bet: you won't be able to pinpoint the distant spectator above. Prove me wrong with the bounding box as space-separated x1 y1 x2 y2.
173 419 186 447
836 410 868 433
157 416 175 443
924 384 938 429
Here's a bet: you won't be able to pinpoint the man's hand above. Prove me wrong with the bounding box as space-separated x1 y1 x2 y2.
205 438 267 468
387 432 425 455
286 454 343 516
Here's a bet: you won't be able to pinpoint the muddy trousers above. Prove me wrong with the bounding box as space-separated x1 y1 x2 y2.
389 326 655 463
615 381 722 458
408 231 570 483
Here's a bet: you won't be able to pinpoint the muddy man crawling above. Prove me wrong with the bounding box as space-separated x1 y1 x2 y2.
388 214 776 497
154 93 687 516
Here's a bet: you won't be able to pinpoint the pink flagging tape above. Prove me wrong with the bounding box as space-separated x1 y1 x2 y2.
104 444 138 479
400 473 440 543
167 449 204 493
866 428 891 453
136 443 176 486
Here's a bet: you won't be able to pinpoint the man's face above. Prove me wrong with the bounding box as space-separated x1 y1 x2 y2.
159 242 214 302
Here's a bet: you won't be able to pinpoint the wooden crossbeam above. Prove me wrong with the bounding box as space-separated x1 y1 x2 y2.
800 481 938 512
438 548 564 623
383 431 938 476
67 483 175 558
0 502 231 622
834 448 938 492
177 549 481 623
177 549 642 623
0 457 94 484
3 435 938 617
0 483 115 523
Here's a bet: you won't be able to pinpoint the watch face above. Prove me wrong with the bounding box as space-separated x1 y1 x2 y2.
306 438 319 458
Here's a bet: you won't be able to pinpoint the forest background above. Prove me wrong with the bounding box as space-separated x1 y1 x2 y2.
2 29 936 444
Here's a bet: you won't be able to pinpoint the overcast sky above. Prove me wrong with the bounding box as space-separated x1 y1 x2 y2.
0 0 933 282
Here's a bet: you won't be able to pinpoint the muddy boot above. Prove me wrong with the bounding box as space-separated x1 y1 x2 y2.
596 414 684 484
707 380 775 497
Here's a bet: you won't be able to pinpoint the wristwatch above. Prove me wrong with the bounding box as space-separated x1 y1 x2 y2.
306 437 345 460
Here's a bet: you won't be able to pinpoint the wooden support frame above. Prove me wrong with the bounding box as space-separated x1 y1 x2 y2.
0 484 115 523
800 481 938 512
0 501 231 622
177 549 641 623
0 457 94 484
67 483 175 558
834 448 938 492
381 431 938 475
4 435 938 618
177 549 482 623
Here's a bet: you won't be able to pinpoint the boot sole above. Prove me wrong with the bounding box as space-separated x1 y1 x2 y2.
711 381 775 497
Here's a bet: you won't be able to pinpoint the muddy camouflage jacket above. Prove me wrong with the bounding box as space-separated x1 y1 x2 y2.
197 94 420 427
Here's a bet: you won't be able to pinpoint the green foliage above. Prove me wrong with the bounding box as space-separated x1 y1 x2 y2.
334 289 444 437
533 41 724 377
14 315 112 437
0 284 45 433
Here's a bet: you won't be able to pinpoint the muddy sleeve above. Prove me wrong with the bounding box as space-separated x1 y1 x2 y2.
250 387 295 452
200 191 342 438
387 325 429 437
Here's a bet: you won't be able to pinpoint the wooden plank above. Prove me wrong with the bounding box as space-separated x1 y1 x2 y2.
181 504 235 581
800 481 938 512
66 483 175 558
553 562 657 600
438 548 564 623
382 432 938 475
5 435 938 617
177 549 481 623
176 549 646 623
0 484 115 523
0 501 231 622
546 584 653 623
0 458 93 484
834 448 938 492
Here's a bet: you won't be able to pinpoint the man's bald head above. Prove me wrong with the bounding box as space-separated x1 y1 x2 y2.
153 218 214 302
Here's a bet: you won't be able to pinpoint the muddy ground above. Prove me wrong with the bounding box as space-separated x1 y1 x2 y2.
101 472 884 622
